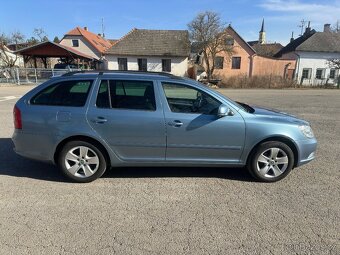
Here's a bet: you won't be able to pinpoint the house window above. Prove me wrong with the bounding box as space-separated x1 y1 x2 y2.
316 69 325 79
162 59 171 72
118 58 128 71
214 56 224 69
138 58 147 71
302 68 312 79
225 37 234 46
232 57 241 69
72 40 79 47
329 69 336 79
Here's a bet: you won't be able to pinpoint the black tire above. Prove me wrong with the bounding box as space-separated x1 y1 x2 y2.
247 141 294 182
58 140 107 183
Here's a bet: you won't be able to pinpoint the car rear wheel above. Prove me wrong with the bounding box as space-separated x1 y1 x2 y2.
248 141 294 182
58 141 107 183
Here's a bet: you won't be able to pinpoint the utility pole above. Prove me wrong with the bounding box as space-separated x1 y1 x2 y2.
101 18 105 38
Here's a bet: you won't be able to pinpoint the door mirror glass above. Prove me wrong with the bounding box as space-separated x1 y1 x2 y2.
218 104 234 117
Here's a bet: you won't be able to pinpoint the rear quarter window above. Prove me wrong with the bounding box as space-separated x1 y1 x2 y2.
31 80 93 107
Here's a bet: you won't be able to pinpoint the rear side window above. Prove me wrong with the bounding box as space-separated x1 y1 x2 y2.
31 80 93 107
96 80 156 111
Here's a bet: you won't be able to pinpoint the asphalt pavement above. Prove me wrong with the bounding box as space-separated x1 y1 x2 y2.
0 85 339 255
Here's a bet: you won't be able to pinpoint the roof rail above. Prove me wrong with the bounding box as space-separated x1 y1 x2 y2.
61 70 179 78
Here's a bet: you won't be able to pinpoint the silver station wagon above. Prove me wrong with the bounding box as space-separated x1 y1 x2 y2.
12 71 317 182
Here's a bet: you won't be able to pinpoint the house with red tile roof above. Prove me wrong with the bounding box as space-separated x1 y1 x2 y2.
59 26 112 61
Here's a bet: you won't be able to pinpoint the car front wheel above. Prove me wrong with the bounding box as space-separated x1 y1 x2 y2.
248 141 294 182
58 141 107 183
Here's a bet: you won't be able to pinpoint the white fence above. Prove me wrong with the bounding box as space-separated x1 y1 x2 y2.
0 68 82 85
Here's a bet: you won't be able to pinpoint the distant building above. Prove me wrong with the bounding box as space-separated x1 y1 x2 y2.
0 45 24 67
210 25 296 82
104 29 190 76
275 24 340 86
248 19 283 58
59 26 112 61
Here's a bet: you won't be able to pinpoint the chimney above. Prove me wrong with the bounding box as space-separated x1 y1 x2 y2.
290 31 294 43
304 21 311 35
84 26 88 31
324 24 331 32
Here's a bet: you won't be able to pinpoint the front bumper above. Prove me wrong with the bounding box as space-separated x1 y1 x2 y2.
296 137 317 167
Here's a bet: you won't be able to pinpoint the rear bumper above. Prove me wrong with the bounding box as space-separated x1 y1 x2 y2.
12 130 54 163
296 138 317 167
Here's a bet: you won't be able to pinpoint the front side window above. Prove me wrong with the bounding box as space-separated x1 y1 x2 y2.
72 39 79 47
329 69 336 79
118 58 128 71
31 80 92 107
316 69 325 79
232 57 241 69
302 68 312 79
138 58 147 71
96 80 156 111
162 83 221 115
162 59 171 72
214 56 224 69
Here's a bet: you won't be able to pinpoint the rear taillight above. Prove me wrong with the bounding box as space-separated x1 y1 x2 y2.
13 106 22 129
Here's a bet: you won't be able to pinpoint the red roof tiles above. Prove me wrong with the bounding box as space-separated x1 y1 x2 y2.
65 27 112 54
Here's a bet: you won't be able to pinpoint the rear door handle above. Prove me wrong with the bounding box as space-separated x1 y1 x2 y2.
168 120 183 127
92 116 107 124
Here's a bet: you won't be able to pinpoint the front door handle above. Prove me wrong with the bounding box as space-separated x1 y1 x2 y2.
92 116 107 124
168 120 183 127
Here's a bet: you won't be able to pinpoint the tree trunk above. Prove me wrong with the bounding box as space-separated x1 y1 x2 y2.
203 51 211 80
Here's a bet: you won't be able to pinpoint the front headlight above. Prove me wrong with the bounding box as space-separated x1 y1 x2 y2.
299 125 314 138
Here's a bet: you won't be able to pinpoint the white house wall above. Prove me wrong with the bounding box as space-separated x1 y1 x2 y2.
60 36 101 59
105 56 188 76
0 50 24 67
296 51 340 86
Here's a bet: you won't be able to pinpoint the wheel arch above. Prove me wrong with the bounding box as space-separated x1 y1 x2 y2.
54 135 111 167
246 136 299 168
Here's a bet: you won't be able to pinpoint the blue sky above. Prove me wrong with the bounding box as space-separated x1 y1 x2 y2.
1 0 339 45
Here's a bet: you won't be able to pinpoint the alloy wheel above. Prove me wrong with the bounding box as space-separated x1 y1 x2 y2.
64 146 100 178
256 147 289 178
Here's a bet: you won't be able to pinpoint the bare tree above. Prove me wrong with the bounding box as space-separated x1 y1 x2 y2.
331 20 340 33
33 28 48 42
327 59 340 69
188 11 233 80
0 31 25 67
327 59 340 87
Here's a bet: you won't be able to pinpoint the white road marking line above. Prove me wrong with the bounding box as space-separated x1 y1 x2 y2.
0 96 19 102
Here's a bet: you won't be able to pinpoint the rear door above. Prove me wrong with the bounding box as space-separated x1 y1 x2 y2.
87 79 166 161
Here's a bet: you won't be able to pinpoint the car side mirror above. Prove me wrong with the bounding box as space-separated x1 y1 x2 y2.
217 104 234 117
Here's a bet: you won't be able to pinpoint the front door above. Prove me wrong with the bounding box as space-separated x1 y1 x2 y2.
160 82 245 163
87 79 166 161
